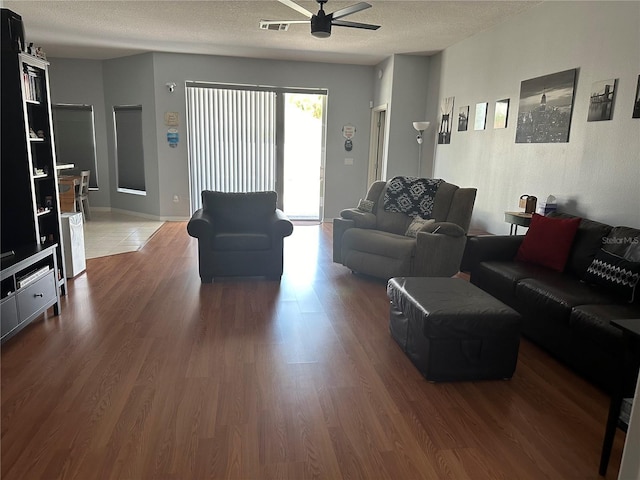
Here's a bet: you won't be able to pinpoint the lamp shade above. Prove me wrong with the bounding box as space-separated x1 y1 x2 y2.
413 121 430 131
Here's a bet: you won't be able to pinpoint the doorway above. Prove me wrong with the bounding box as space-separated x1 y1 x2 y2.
368 104 388 185
282 93 326 221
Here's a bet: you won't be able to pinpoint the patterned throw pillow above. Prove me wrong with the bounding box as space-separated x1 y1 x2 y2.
405 217 435 238
583 249 640 303
357 198 374 213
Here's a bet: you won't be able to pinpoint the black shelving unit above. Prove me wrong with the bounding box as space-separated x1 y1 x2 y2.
1 8 67 294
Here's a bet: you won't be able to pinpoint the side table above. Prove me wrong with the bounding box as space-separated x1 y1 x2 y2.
504 211 532 235
599 318 640 476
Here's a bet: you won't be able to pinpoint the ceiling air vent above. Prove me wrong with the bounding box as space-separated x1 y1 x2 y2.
259 21 290 31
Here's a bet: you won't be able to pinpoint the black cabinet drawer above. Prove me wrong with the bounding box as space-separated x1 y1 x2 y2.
16 271 56 322
1 296 19 338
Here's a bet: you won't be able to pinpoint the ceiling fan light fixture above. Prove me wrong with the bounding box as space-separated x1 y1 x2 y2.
311 25 331 38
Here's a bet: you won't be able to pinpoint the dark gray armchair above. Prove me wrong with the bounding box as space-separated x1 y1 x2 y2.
187 191 293 282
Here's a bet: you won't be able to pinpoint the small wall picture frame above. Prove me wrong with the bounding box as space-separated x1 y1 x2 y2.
474 102 488 131
458 106 469 132
438 96 455 144
494 98 510 129
633 75 640 119
587 78 617 121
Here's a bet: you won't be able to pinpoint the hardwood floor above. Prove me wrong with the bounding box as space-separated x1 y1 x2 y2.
1 222 624 479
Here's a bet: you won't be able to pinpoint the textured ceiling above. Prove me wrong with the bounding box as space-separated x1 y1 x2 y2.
4 0 541 65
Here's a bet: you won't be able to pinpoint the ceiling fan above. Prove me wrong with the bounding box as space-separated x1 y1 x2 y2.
260 0 381 38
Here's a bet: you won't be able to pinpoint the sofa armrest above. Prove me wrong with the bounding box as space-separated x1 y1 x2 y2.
414 229 467 276
423 221 466 237
461 235 525 273
187 208 214 239
339 208 377 229
270 209 294 238
333 217 355 263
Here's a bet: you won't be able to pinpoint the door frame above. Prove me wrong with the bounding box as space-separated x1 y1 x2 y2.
367 104 388 186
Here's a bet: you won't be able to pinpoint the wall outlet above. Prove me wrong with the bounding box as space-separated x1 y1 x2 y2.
173 194 179 203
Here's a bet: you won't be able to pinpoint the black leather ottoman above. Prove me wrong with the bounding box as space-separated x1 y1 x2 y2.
387 277 522 382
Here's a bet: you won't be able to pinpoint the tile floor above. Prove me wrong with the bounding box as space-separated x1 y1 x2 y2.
82 211 165 259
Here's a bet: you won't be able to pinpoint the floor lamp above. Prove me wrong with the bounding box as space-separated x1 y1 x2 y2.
413 121 430 176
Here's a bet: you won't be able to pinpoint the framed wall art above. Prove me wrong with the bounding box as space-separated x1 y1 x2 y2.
438 96 455 144
458 105 469 132
587 78 617 121
515 68 577 143
494 98 510 129
633 75 640 119
474 102 488 131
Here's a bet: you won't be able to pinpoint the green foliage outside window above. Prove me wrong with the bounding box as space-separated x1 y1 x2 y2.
288 94 323 119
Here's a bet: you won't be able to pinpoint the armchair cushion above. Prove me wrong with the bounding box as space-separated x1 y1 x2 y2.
212 232 271 251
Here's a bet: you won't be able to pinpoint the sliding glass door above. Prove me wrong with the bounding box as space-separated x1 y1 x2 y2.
186 83 327 220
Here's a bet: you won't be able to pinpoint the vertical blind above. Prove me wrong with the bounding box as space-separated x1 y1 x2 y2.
186 86 276 211
114 105 146 192
52 104 99 188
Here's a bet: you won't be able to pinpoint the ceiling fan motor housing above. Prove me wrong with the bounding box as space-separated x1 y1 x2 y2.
311 10 332 38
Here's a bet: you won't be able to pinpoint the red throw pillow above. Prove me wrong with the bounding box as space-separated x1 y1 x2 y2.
515 213 581 272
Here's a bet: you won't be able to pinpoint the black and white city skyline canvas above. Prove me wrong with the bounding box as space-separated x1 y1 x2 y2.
587 78 617 121
515 68 577 143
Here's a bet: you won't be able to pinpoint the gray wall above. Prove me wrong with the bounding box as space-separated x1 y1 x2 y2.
429 1 640 233
387 55 430 178
50 53 374 220
372 55 432 179
103 54 160 217
48 58 111 207
151 52 374 220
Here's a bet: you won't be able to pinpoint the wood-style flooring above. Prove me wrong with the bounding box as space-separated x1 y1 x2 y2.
1 222 625 479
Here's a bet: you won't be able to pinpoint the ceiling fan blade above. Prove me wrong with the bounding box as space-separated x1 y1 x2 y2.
277 0 314 18
331 2 372 20
260 20 310 25
332 19 380 30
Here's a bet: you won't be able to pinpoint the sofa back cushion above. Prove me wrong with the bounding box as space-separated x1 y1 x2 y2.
548 212 613 277
374 186 413 235
202 190 276 232
431 182 458 223
373 181 459 235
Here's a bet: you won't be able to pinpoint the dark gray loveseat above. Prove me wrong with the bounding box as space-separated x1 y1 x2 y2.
463 212 640 393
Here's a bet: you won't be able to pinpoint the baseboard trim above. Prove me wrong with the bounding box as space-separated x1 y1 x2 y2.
93 207 189 222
